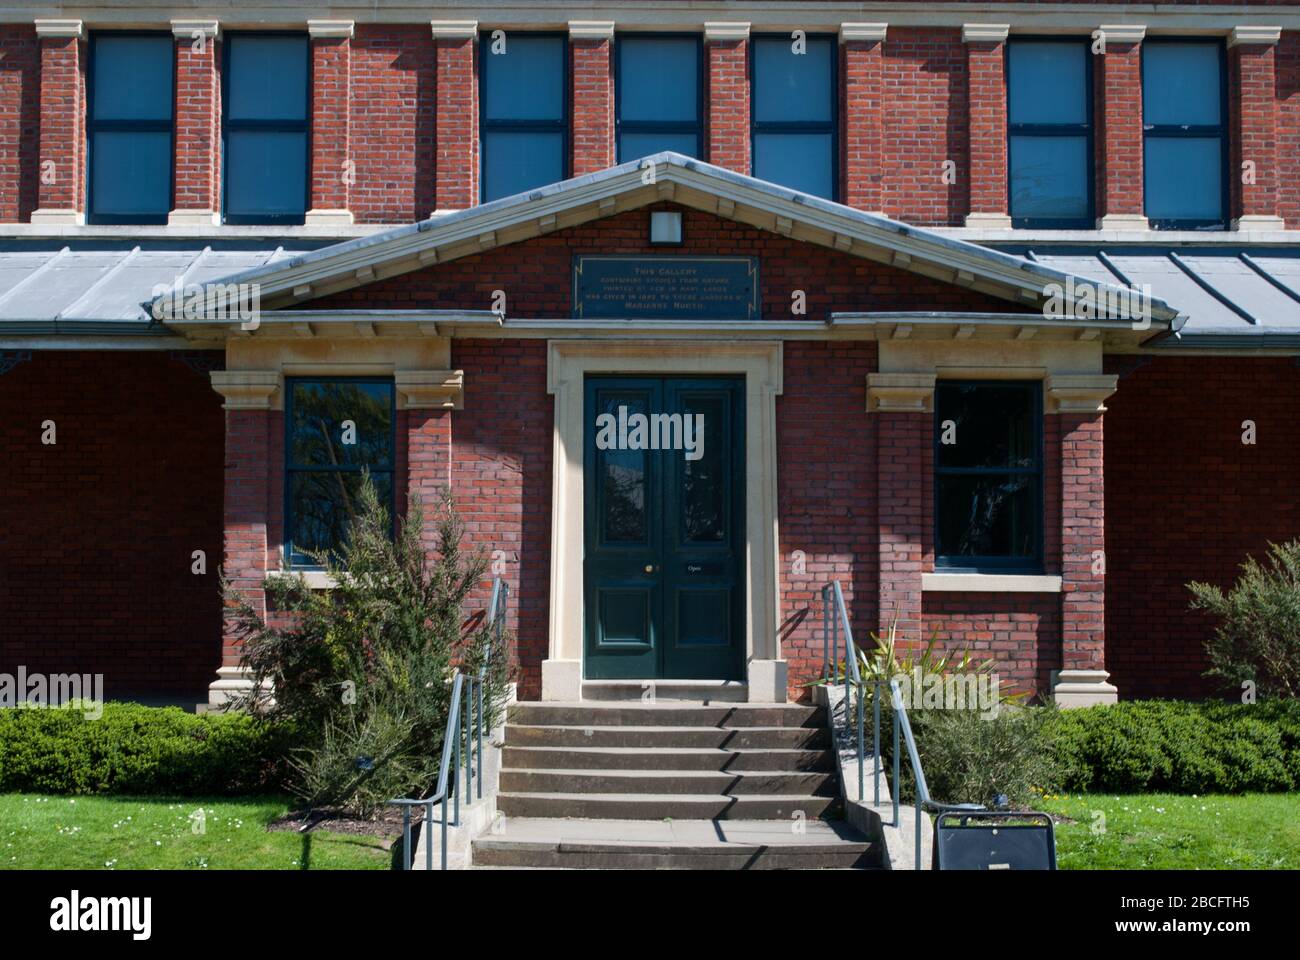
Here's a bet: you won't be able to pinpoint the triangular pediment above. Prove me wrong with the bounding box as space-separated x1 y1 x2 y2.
152 153 1178 331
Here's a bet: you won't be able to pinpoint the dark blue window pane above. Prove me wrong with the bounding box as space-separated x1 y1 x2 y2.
484 35 564 120
1143 43 1221 126
484 131 565 199
91 131 171 216
753 37 832 123
619 131 698 161
1009 135 1089 220
289 381 394 469
1008 42 1087 125
227 36 308 121
289 471 394 562
1144 137 1222 221
619 37 698 122
753 133 833 198
225 130 307 217
92 36 172 121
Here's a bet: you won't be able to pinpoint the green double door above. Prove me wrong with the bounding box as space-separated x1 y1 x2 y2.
584 376 745 681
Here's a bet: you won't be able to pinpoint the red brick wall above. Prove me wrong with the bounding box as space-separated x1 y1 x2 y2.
434 34 478 210
571 37 614 176
1103 356 1300 698
450 340 552 700
922 593 1062 695
310 204 1022 316
1095 38 1144 221
0 352 224 699
0 26 39 222
349 25 436 223
310 33 351 213
1277 32 1300 228
35 33 83 213
842 36 884 210
706 37 750 174
966 36 1009 218
778 341 879 695
881 28 968 225
173 34 219 215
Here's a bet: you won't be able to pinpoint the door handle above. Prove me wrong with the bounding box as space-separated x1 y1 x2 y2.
644 564 658 574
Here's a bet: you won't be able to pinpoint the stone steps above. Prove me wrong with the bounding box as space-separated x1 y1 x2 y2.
475 699 878 868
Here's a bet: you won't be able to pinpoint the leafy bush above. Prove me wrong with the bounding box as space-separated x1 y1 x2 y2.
1189 539 1300 698
0 702 290 794
1047 699 1300 794
225 479 509 816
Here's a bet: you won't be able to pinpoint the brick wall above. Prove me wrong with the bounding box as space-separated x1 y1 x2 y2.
450 340 552 700
1103 356 1300 698
778 341 879 695
0 351 224 699
310 204 1021 316
173 32 219 216
0 26 39 221
1277 32 1300 227
922 593 1063 695
705 36 750 174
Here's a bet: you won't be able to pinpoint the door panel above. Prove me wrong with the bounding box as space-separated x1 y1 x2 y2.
584 376 744 681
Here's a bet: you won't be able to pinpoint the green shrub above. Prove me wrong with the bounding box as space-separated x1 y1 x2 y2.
1046 699 1300 794
1189 539 1300 698
226 479 509 816
0 702 291 795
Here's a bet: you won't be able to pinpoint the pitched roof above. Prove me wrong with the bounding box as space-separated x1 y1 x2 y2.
147 152 1180 327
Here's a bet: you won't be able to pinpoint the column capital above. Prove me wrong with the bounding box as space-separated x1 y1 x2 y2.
1046 374 1118 414
395 369 465 410
33 19 82 39
840 23 887 44
170 19 219 40
569 21 614 41
1097 24 1147 45
430 20 478 40
210 370 280 410
704 22 750 42
866 373 936 413
1229 26 1282 47
308 20 354 40
962 24 1009 44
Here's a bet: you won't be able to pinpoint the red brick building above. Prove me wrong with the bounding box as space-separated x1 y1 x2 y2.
1 3 1297 708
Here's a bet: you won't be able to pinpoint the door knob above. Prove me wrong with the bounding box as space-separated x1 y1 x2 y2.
644 564 655 574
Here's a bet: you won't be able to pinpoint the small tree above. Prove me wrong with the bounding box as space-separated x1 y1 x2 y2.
223 477 509 815
1189 539 1300 699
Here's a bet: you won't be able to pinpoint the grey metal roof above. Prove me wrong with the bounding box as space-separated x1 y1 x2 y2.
0 239 331 335
996 244 1300 346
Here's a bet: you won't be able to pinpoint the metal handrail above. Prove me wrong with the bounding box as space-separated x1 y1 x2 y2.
820 580 982 870
389 576 510 870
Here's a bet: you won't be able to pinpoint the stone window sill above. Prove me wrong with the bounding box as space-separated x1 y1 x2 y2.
921 572 1063 593
265 569 337 590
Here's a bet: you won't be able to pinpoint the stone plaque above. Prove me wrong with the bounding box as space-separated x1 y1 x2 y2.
573 255 760 320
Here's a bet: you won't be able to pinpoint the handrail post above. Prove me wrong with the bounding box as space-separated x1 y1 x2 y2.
424 802 433 871
441 798 448 871
401 806 412 871
453 708 461 827
476 676 484 799
873 680 881 805
830 588 839 685
464 677 473 807
856 681 864 799
821 586 828 683
892 695 900 827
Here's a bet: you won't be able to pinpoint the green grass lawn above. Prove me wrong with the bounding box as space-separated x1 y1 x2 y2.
1038 792 1300 870
0 794 392 870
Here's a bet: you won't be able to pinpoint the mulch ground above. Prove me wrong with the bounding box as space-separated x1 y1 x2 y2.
267 805 410 846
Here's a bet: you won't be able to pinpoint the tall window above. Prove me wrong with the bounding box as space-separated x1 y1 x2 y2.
616 35 702 161
285 379 395 566
223 33 310 224
935 382 1043 570
1007 40 1093 228
481 33 568 201
751 34 836 199
88 33 174 224
1143 40 1227 229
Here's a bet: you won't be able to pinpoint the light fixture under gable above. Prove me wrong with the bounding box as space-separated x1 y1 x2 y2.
649 210 683 245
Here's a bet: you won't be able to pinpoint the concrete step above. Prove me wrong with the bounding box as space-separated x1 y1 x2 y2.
501 745 834 772
499 768 836 796
581 680 749 703
495 791 839 820
506 703 824 729
472 817 878 870
503 724 831 750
